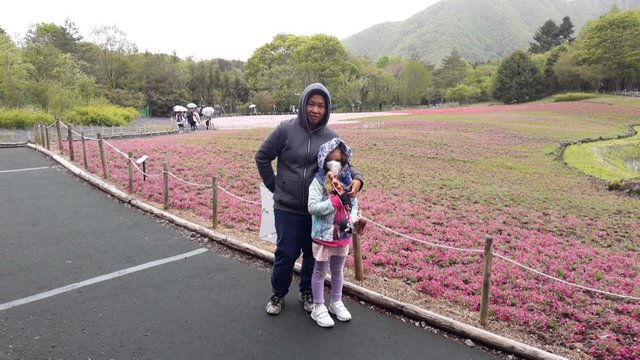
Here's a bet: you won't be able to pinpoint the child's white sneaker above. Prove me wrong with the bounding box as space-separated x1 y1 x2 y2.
329 300 352 321
310 304 335 328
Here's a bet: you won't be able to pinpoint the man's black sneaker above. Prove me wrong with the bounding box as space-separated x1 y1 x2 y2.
298 290 314 313
266 294 284 315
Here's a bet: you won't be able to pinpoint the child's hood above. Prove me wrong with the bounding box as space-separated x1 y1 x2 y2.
317 137 353 169
315 138 354 187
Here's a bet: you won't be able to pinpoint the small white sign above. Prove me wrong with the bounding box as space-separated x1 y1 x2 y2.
259 183 276 243
136 155 149 164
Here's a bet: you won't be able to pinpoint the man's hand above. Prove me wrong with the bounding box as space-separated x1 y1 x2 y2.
347 179 362 198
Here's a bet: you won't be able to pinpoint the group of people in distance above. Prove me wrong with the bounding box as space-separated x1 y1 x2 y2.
172 103 217 133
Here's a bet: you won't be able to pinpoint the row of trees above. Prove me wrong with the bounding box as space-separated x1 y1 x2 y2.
0 22 247 117
494 7 640 103
0 7 638 117
244 33 495 111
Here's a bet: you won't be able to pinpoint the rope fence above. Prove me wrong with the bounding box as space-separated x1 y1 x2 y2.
30 117 640 328
365 215 640 302
493 253 640 301
217 186 261 205
130 160 164 178
168 172 212 188
362 216 485 254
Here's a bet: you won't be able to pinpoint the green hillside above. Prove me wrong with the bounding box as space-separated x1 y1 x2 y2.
342 0 640 65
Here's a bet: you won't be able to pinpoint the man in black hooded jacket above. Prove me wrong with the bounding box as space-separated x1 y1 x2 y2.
255 83 364 315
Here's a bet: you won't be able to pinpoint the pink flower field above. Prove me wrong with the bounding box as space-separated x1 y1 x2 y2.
62 99 640 359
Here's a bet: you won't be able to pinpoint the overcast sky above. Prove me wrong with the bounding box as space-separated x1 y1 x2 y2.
0 0 442 61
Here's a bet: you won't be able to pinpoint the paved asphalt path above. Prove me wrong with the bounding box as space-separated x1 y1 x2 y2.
0 148 499 360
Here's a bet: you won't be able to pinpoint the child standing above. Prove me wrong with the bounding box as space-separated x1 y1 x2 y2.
308 138 359 328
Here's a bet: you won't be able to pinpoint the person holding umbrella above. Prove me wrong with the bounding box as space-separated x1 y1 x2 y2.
201 106 215 130
186 103 200 131
172 105 187 133
255 83 364 316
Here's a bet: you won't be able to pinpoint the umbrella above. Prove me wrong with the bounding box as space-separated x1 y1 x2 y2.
186 103 197 109
248 104 256 108
173 105 185 112
201 106 215 117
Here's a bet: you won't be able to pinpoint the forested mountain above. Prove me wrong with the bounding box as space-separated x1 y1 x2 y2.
342 0 640 65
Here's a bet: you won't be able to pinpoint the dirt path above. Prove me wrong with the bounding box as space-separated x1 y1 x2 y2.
212 112 398 130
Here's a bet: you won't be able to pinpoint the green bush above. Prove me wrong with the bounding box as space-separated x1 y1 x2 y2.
553 92 596 102
63 105 139 126
0 108 55 129
493 50 545 104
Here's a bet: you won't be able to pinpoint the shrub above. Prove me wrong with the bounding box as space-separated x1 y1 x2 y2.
0 108 55 129
553 92 596 102
63 105 139 126
493 50 544 104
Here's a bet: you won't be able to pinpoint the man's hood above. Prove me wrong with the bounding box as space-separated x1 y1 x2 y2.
298 83 331 131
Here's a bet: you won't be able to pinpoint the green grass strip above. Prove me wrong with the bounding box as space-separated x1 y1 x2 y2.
564 126 640 182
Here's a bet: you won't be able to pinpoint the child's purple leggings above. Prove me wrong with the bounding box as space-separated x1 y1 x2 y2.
311 256 346 304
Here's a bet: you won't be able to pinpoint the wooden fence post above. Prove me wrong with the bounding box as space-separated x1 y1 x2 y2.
97 133 109 180
67 125 74 161
45 125 50 150
81 132 88 170
33 124 38 145
128 152 134 193
353 231 364 281
163 163 169 209
480 236 494 327
39 124 46 146
33 124 39 144
212 175 218 228
55 117 63 155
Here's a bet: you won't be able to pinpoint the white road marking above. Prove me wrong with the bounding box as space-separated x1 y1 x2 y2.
0 248 208 311
0 166 49 174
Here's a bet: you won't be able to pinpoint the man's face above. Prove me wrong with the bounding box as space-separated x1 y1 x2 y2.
306 94 326 130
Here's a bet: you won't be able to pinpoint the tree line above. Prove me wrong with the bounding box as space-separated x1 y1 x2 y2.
495 8 640 103
0 7 638 119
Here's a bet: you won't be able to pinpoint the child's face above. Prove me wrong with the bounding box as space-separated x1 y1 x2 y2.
326 149 342 164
